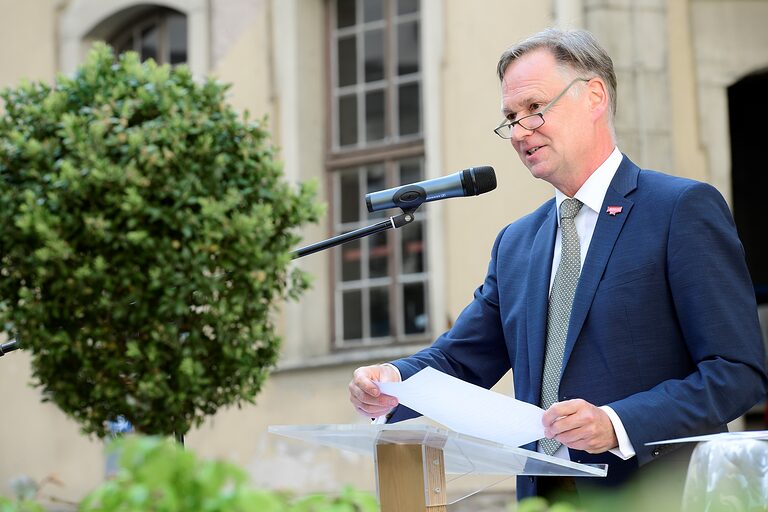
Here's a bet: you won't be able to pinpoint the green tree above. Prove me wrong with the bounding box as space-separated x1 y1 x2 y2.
0 44 321 437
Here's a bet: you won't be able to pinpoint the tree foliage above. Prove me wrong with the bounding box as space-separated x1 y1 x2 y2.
0 44 321 437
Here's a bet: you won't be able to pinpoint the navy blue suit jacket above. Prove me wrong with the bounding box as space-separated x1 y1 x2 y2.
388 156 768 499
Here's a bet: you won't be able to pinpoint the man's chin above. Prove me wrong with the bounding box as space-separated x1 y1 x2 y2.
526 164 552 181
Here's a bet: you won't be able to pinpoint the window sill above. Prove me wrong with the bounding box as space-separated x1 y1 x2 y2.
274 342 429 374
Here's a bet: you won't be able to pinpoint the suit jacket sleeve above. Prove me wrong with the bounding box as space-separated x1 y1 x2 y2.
608 181 767 465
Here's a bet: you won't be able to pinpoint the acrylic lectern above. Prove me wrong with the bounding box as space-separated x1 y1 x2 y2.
269 423 607 511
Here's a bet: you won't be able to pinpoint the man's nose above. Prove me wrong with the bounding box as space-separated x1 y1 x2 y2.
511 123 533 142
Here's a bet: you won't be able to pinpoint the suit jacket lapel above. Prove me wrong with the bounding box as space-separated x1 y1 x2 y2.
526 200 557 403
561 156 639 370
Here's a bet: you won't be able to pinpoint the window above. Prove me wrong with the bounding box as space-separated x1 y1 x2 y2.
330 0 427 347
334 159 429 345
109 8 187 65
332 0 422 150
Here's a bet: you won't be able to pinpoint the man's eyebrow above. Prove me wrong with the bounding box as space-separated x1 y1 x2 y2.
502 95 542 118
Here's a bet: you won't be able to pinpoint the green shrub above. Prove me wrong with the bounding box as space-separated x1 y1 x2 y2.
80 436 378 512
0 497 45 512
0 44 321 437
81 436 280 512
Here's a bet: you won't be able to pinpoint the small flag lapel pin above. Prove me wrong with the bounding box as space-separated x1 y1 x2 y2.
606 205 623 216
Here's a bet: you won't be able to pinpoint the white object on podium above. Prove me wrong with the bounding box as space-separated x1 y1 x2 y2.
269 423 607 512
646 431 768 511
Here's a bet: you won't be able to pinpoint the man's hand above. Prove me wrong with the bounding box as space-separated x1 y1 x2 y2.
349 364 401 418
542 399 618 454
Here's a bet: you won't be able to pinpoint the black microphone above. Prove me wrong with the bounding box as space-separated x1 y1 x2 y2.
365 166 497 213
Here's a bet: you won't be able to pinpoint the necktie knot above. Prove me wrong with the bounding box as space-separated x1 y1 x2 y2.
560 198 583 220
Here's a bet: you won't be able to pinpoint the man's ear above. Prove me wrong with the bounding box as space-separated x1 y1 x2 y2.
586 78 609 121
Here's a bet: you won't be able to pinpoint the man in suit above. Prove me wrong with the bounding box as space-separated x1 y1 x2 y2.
348 28 767 502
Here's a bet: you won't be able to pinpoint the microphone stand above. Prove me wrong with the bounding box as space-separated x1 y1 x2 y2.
0 339 19 357
292 209 417 259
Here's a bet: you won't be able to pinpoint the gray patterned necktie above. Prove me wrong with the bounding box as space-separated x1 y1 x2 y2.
539 198 583 456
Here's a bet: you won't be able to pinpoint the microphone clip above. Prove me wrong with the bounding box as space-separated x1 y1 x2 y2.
391 186 427 212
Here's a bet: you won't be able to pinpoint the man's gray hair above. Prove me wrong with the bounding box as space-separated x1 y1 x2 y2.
497 28 617 119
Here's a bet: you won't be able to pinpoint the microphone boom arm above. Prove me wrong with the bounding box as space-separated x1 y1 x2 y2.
292 209 417 259
0 339 19 357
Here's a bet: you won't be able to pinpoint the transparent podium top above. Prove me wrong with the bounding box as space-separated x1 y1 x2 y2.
269 423 607 478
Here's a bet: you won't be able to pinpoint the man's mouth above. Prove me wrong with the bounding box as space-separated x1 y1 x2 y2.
526 146 543 156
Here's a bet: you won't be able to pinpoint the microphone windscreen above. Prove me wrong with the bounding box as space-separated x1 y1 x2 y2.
472 166 497 195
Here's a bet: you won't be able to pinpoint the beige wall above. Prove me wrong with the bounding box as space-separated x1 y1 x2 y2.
0 352 104 502
210 0 274 121
441 1 555 321
0 0 57 89
668 0 708 183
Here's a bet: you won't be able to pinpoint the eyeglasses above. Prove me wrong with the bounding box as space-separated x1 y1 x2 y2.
493 78 590 139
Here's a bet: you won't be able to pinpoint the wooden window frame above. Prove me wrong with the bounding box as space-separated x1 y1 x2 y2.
327 0 429 350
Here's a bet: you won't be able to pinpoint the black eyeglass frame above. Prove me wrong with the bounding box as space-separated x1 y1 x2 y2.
493 77 591 139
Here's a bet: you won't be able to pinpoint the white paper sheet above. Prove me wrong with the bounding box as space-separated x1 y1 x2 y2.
646 430 768 445
376 366 545 447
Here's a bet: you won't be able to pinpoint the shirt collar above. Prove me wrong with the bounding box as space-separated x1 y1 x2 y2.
555 146 622 223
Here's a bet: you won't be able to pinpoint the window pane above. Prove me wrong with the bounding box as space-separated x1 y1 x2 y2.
339 94 358 146
398 82 420 136
397 0 419 15
403 282 427 334
341 239 362 281
366 164 386 193
366 164 387 218
340 171 360 223
364 29 384 82
365 89 385 142
114 34 134 56
141 25 159 61
401 221 424 274
363 0 384 22
337 0 356 28
397 21 420 75
370 286 390 337
399 158 422 185
369 231 389 278
338 36 357 87
168 14 187 64
343 290 363 340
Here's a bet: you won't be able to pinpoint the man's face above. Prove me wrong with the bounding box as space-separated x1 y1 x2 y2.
500 48 592 190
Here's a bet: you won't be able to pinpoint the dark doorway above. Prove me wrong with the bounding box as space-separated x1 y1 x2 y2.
728 70 768 304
